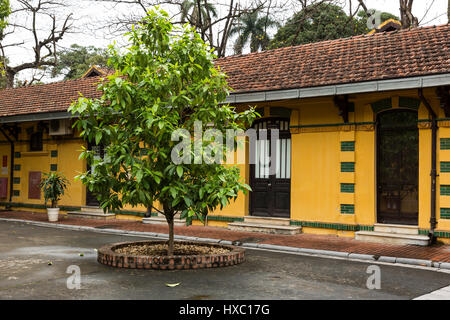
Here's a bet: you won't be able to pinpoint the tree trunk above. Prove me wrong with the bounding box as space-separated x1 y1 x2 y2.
164 209 175 256
6 70 15 88
448 0 450 23
399 0 418 29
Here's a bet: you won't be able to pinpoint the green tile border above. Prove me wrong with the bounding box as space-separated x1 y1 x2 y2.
341 141 355 152
340 183 355 193
440 208 450 219
441 162 450 173
50 164 57 171
51 150 58 157
14 164 20 171
440 138 450 150
341 162 355 172
440 185 450 196
13 177 20 184
290 220 373 232
419 229 450 239
290 121 375 129
340 204 354 214
0 202 81 211
192 215 245 222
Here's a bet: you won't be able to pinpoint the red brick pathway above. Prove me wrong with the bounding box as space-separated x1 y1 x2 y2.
1 210 450 262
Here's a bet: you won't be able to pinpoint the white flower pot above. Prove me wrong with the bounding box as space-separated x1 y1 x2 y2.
47 207 60 222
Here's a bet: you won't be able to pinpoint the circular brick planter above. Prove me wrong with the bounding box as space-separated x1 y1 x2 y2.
97 240 245 270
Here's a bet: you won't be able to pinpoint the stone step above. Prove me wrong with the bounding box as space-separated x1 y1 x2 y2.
67 211 116 220
228 222 301 235
374 223 419 235
81 206 106 214
355 231 429 246
156 212 181 219
243 216 291 226
142 216 186 226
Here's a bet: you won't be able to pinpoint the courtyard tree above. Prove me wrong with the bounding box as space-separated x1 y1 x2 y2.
69 9 257 256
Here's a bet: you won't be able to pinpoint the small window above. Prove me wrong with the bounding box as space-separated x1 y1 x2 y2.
30 132 43 151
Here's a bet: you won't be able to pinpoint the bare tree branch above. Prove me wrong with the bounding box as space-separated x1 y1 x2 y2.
1 0 73 87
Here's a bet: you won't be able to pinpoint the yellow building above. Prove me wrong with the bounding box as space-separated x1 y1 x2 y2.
1 24 449 245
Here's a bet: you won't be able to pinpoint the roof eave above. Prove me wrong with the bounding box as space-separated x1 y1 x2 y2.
0 111 74 124
224 73 450 104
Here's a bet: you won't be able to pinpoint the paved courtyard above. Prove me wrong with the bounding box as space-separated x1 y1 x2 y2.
0 220 449 300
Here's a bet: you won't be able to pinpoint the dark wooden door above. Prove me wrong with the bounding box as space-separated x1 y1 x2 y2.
250 118 291 218
86 142 104 207
377 110 418 225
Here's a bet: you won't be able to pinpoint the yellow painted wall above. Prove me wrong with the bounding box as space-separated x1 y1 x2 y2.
1 87 450 242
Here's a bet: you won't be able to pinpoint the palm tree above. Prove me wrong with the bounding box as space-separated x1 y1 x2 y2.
230 11 279 55
180 0 217 29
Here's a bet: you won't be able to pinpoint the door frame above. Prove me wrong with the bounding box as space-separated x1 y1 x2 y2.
376 108 419 225
85 141 104 207
249 117 291 218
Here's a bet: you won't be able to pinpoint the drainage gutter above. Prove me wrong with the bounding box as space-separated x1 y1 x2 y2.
418 89 437 244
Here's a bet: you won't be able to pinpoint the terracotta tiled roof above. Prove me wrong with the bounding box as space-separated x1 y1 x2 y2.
0 24 449 118
0 76 103 118
215 24 450 94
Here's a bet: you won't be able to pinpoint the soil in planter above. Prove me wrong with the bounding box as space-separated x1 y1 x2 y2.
114 243 231 256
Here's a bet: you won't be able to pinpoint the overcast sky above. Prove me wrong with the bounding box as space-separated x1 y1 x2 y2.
5 0 449 83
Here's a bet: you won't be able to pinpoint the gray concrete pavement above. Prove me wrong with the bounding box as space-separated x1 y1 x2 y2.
0 220 449 300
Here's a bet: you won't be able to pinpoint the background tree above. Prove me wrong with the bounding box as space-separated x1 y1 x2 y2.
70 9 257 255
93 0 269 57
270 3 360 48
51 44 110 80
180 0 217 27
230 10 279 54
0 0 9 34
270 2 399 49
399 0 418 28
0 0 72 87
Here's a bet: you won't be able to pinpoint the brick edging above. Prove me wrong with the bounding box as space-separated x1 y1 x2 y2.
97 240 245 270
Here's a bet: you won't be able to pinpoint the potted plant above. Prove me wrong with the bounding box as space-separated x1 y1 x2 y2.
40 172 69 222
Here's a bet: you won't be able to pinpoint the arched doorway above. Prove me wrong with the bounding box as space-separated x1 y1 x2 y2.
249 118 291 217
377 109 418 225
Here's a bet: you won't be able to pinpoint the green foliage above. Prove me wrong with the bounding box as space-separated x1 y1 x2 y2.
230 10 279 54
0 0 10 85
0 0 10 35
52 44 110 80
270 4 398 49
69 9 257 227
40 172 70 208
